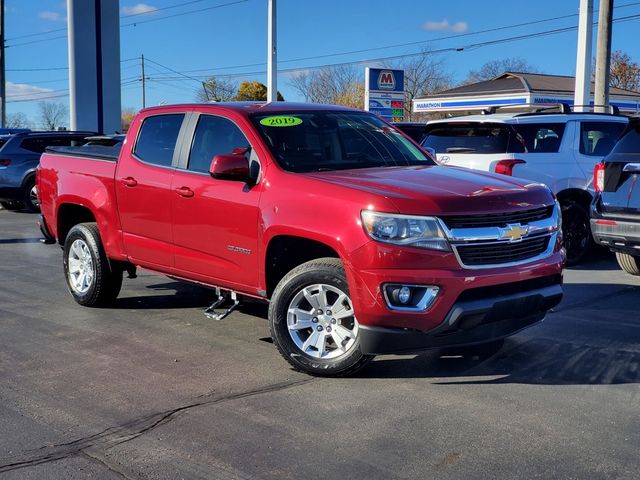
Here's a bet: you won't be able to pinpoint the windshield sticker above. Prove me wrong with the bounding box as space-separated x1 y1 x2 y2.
259 116 303 127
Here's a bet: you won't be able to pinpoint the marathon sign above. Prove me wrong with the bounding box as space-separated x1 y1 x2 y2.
365 67 405 122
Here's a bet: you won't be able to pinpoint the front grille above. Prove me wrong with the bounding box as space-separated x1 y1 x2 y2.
441 206 554 229
455 236 550 266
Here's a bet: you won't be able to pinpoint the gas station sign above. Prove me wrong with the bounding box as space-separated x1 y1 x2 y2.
365 68 405 122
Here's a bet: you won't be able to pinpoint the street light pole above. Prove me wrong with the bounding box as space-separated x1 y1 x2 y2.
574 0 593 112
1 0 7 128
594 0 613 112
267 0 277 102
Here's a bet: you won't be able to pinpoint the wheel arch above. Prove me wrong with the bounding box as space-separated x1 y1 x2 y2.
56 203 97 245
264 234 341 298
555 188 592 208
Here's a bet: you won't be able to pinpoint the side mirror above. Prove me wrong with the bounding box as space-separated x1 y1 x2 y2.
209 154 251 182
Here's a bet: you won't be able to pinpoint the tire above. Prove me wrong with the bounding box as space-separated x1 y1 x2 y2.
63 223 122 307
0 200 23 211
615 252 640 276
561 200 591 266
22 177 40 213
268 257 374 377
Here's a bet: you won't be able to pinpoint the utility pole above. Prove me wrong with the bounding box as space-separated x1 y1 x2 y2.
267 0 277 102
594 0 613 112
574 0 593 112
141 54 146 109
0 0 6 128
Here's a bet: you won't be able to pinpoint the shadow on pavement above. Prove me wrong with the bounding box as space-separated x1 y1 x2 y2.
0 237 42 244
360 281 640 385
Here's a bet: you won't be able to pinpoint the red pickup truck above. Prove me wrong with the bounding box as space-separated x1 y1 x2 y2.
38 102 564 376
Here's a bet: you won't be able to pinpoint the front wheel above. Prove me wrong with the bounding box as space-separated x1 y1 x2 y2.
268 258 373 376
63 223 122 306
615 252 640 276
561 201 591 266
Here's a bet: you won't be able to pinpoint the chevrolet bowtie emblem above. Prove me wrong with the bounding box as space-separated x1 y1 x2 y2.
500 223 529 242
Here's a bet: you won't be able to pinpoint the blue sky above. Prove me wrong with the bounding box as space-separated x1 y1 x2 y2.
5 0 640 126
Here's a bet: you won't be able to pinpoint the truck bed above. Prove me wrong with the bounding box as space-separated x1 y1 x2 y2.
46 145 121 162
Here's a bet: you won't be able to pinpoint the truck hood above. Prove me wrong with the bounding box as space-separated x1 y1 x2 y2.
304 165 553 215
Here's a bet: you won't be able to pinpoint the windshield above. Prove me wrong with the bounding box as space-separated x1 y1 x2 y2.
251 111 433 173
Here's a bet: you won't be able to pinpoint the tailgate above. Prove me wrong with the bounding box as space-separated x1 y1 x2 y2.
601 124 640 218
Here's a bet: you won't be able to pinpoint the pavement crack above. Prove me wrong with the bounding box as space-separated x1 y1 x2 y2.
80 451 134 480
0 377 315 474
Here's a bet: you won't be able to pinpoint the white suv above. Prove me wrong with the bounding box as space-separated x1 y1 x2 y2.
422 111 628 265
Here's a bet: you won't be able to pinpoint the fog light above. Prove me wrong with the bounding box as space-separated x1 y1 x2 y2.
398 286 411 304
383 284 439 311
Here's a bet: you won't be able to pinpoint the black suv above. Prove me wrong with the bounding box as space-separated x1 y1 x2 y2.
591 117 640 276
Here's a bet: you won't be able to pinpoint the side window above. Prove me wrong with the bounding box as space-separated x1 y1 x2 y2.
512 123 566 153
134 114 185 167
579 121 626 156
187 115 250 173
20 138 47 153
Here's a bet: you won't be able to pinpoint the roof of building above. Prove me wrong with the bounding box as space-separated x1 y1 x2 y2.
429 72 640 99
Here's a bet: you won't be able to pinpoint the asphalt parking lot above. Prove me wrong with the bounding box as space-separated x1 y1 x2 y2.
0 208 639 480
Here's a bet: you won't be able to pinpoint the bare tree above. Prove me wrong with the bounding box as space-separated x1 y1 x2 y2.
609 50 640 92
388 51 451 121
6 112 31 129
289 65 364 108
39 102 67 130
121 107 138 132
466 57 540 84
197 77 237 102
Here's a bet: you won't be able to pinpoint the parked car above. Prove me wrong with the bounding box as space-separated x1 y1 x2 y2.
392 122 428 143
421 108 628 265
0 131 94 212
38 102 564 376
591 117 640 276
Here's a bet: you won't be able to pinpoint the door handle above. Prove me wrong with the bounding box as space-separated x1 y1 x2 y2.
175 186 194 198
623 163 640 173
121 177 138 187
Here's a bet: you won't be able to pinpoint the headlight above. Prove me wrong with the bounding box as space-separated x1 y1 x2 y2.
554 200 562 230
360 211 451 251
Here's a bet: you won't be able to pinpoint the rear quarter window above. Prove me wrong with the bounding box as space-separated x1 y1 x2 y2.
579 121 627 156
20 136 88 153
133 114 185 167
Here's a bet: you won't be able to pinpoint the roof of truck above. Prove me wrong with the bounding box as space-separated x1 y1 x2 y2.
140 102 362 115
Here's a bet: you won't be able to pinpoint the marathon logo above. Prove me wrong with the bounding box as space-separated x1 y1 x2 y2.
377 71 396 90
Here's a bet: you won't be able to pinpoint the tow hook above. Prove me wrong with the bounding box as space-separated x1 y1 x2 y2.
204 288 240 321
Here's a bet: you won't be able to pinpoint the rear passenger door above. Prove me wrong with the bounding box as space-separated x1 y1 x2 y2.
170 113 262 291
116 112 187 270
510 122 573 189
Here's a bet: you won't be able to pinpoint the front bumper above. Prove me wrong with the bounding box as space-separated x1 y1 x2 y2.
359 282 562 354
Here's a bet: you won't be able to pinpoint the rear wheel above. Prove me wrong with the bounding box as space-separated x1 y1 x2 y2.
561 200 591 266
268 258 373 376
22 177 40 213
615 252 640 276
63 223 122 306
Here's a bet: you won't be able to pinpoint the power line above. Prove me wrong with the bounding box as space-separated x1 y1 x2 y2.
120 0 248 26
140 12 640 82
115 4 640 77
5 0 249 47
6 0 229 42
